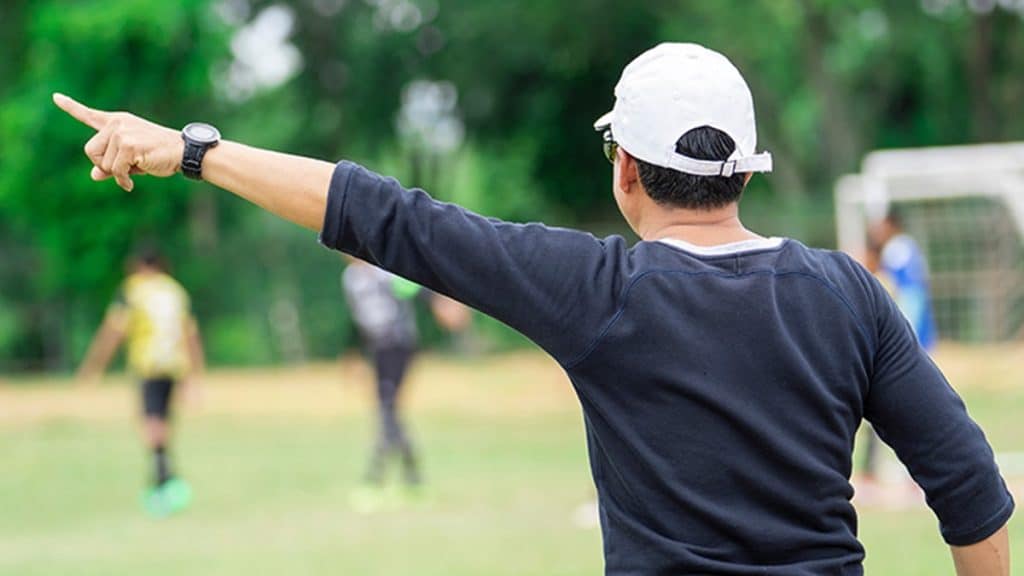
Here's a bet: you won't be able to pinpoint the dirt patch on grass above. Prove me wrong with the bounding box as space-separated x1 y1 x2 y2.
1 345 1017 426
0 352 576 426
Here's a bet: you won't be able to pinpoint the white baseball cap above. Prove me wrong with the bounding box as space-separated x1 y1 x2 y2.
594 43 772 178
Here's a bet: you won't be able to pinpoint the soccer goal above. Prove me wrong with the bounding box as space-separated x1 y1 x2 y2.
835 143 1024 342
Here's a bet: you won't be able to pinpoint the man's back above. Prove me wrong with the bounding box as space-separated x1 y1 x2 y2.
565 238 878 573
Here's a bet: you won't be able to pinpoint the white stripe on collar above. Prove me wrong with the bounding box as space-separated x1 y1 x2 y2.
656 236 786 256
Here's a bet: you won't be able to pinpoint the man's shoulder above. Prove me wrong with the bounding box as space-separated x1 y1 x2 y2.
774 241 876 292
776 243 888 330
780 240 859 270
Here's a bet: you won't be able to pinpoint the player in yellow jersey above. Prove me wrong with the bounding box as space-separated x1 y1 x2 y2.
77 247 205 517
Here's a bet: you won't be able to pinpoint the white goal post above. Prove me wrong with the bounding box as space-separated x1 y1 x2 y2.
835 143 1024 342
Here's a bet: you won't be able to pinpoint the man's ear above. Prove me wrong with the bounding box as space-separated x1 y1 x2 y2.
617 150 641 195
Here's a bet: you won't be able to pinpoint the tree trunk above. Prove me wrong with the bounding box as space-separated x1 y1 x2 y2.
968 12 996 141
800 1 860 179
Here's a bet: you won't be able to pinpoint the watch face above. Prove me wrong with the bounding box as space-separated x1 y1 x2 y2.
183 122 221 144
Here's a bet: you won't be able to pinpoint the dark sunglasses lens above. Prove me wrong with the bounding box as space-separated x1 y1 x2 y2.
603 141 617 164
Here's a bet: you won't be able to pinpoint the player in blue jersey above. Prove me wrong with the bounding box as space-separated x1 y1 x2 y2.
56 42 1012 575
874 209 938 349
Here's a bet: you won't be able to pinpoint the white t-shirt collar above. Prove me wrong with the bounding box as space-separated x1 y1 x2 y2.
656 236 785 256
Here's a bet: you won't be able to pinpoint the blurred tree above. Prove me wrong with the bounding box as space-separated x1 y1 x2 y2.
1 0 1023 372
0 0 233 369
249 0 1023 219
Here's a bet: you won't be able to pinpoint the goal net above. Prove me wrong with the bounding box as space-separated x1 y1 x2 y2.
835 143 1024 342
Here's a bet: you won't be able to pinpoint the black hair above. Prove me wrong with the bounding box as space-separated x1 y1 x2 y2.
633 126 747 210
132 244 166 271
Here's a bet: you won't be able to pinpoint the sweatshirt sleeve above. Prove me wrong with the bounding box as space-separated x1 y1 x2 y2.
319 160 629 365
865 280 1014 545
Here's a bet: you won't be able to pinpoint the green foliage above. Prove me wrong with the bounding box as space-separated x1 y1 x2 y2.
0 1 234 369
205 316 275 365
1 0 1023 372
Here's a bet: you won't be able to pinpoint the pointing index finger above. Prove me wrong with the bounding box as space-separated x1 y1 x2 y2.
52 93 109 130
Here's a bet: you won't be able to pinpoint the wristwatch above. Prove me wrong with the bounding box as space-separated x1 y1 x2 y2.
180 122 221 180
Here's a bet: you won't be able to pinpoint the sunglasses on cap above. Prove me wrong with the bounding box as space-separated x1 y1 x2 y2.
602 129 618 165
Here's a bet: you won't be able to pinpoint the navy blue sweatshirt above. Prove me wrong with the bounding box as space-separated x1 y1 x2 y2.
319 161 1013 575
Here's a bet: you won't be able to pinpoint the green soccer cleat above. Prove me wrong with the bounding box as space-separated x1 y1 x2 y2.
142 478 192 518
161 478 193 514
143 486 170 518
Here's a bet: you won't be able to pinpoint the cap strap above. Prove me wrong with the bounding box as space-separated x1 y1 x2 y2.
664 152 773 176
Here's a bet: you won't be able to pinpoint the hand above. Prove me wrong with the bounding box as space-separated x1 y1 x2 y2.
52 93 184 192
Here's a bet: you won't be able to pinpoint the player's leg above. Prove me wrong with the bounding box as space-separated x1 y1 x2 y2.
351 346 405 512
141 377 175 486
363 346 395 485
380 345 420 486
140 377 191 516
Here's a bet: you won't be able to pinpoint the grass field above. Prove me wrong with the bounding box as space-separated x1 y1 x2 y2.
1 346 1021 575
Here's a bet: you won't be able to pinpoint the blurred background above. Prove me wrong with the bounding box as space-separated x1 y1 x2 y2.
1 1 1022 575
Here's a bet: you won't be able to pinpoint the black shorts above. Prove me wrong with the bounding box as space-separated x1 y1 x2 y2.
141 377 175 419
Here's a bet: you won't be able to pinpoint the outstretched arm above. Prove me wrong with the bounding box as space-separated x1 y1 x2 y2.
53 93 624 365
52 93 333 231
951 524 1010 576
76 308 128 383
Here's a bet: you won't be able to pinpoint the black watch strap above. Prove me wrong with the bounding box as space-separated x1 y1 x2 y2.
180 123 221 181
181 140 209 180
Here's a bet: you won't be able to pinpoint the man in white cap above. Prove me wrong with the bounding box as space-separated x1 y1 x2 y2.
55 42 1011 575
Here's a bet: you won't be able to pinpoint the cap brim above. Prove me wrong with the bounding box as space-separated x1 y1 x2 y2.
593 110 614 132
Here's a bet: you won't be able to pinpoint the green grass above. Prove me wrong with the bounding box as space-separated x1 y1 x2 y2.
0 349 1021 575
0 416 599 575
